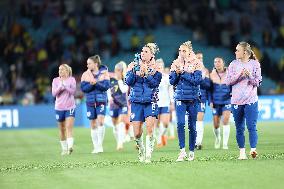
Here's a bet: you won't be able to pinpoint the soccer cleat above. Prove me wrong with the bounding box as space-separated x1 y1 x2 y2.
61 150 68 156
196 145 202 150
97 146 104 153
214 138 221 149
67 148 73 155
176 151 187 162
238 153 248 160
116 143 123 151
250 151 258 159
187 152 194 161
138 147 145 162
145 155 151 163
223 145 228 150
91 149 99 154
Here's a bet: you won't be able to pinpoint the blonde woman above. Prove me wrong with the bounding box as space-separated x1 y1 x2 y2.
81 55 110 154
109 61 129 150
52 64 76 155
125 43 162 163
226 42 262 159
169 41 202 161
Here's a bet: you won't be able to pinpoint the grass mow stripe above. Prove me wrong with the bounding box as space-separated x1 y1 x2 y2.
1 153 284 173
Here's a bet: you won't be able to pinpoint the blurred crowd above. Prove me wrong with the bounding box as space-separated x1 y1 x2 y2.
0 0 283 105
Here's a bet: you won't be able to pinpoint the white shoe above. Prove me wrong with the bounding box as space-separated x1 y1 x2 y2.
176 150 187 162
223 145 228 150
215 138 221 149
91 149 99 154
116 143 123 151
238 153 248 160
187 152 194 161
61 150 68 155
145 156 151 163
67 148 73 155
138 147 145 162
97 146 104 153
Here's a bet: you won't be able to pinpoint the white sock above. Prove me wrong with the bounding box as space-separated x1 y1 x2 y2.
91 128 98 149
129 125 134 138
214 127 221 140
169 122 175 137
250 148 256 152
180 148 186 153
155 127 161 144
240 148 246 155
60 140 67 151
67 137 74 149
135 134 144 150
223 125 230 147
97 126 105 148
113 125 118 142
196 121 204 145
117 122 125 145
146 135 154 158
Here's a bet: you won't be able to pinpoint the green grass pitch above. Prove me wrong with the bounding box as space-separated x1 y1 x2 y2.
0 121 284 189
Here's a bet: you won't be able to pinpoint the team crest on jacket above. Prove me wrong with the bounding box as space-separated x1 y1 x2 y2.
131 113 135 119
234 105 238 109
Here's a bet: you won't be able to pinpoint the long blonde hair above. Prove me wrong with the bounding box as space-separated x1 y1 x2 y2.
60 64 72 76
238 41 258 61
115 61 127 79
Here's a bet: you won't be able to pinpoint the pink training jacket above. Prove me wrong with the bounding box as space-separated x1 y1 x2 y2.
225 59 262 105
52 76 76 110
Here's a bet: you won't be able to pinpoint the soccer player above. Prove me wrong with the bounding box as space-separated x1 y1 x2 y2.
109 61 129 151
52 64 76 155
81 55 110 154
155 58 173 148
209 57 231 149
170 41 202 161
195 52 211 150
225 42 262 159
125 43 162 163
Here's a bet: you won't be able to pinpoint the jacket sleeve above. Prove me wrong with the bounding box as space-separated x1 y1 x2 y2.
169 71 180 86
200 77 211 89
65 78 76 95
248 61 262 87
225 63 244 86
95 79 110 91
145 71 162 88
81 81 95 93
52 79 64 97
180 70 202 85
125 71 136 86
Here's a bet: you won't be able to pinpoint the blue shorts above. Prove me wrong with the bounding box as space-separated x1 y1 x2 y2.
130 102 158 122
158 107 170 115
86 103 107 120
212 104 231 116
109 106 128 118
198 102 206 113
55 108 75 122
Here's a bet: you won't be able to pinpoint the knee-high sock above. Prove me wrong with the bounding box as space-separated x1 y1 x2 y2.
60 140 67 151
117 122 125 145
223 125 230 147
67 137 74 149
91 128 98 149
113 125 118 142
196 121 204 145
97 126 105 148
146 135 154 158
